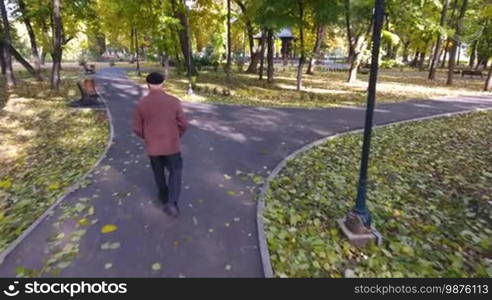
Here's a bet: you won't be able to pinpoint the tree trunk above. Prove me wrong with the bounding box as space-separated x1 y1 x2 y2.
402 41 410 63
428 0 449 80
347 18 372 83
447 0 468 86
485 60 491 91
163 53 170 79
258 30 266 80
41 50 47 65
296 0 305 91
0 0 16 88
456 41 461 65
441 47 448 68
18 0 42 78
2 42 39 78
235 0 257 74
0 42 5 74
171 0 196 76
347 56 359 82
344 0 355 65
247 52 261 74
266 29 274 83
50 0 62 90
418 50 426 71
437 46 444 65
347 36 366 83
411 51 420 67
226 0 232 81
173 32 182 65
134 27 141 76
306 24 325 75
469 39 477 68
130 27 134 61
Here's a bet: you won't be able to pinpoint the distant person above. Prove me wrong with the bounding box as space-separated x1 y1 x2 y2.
132 72 188 217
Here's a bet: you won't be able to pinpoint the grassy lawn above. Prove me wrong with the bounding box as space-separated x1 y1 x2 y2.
0 68 109 253
126 64 487 108
263 111 492 277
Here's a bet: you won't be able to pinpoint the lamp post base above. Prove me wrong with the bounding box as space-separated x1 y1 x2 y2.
337 211 383 247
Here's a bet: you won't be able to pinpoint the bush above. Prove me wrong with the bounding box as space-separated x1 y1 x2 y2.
380 59 403 69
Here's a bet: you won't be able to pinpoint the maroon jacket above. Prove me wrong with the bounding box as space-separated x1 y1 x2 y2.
132 89 188 156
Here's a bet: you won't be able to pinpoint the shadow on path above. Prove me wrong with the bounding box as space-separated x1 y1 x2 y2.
0 68 491 277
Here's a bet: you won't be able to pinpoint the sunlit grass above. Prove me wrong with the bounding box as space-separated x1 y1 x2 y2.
0 68 109 253
127 63 487 108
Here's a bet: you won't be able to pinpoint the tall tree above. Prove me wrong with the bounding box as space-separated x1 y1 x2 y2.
266 28 274 82
258 29 266 80
306 24 325 75
171 0 196 76
0 41 5 74
234 0 259 73
447 0 469 86
485 60 492 91
134 27 141 76
50 0 62 90
428 0 449 80
344 0 373 83
295 0 305 91
469 39 477 67
226 0 232 81
0 0 16 88
1 40 40 77
17 0 42 79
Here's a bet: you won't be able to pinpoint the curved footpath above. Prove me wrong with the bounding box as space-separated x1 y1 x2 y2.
0 67 491 277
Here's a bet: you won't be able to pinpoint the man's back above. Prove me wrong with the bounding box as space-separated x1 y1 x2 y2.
132 89 187 156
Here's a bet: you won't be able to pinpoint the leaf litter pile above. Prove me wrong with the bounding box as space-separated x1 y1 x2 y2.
264 111 492 277
0 70 109 254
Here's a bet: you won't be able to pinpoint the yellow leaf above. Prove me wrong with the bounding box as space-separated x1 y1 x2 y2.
0 179 12 189
101 224 118 234
79 218 90 226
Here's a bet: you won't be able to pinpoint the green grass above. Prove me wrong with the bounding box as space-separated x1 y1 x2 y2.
0 68 109 253
127 64 487 108
264 111 492 277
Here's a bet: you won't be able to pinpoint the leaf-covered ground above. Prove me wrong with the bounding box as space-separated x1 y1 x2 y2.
127 65 487 108
264 111 492 277
0 69 109 253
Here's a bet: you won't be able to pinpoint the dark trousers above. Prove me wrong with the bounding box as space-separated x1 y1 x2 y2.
149 153 183 204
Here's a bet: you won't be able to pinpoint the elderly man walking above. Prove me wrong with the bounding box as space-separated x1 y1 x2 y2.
132 72 188 217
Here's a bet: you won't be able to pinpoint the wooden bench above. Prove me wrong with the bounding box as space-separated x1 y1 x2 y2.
82 63 96 74
461 70 483 79
69 79 102 108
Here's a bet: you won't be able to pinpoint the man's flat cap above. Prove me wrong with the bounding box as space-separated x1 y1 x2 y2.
146 72 164 84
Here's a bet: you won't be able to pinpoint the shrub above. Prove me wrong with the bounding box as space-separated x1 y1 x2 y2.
380 59 403 69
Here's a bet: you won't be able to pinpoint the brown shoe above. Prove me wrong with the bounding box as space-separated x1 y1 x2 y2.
163 203 180 218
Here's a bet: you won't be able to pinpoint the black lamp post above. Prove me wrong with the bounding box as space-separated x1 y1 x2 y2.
339 0 385 244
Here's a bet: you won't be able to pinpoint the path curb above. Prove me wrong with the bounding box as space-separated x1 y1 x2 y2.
256 107 491 278
0 78 115 265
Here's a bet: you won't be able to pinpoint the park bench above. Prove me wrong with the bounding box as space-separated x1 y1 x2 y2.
82 63 96 74
69 79 103 108
461 69 483 79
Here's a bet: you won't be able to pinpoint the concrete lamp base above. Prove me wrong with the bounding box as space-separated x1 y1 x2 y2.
337 213 383 247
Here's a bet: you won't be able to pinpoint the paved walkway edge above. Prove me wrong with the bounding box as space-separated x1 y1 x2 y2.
0 87 115 265
256 106 492 278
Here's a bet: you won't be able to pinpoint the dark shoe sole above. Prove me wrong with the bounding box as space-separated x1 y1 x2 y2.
163 203 180 218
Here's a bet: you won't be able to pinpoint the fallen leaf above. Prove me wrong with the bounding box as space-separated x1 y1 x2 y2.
101 224 118 234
